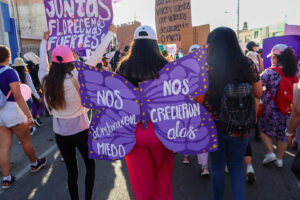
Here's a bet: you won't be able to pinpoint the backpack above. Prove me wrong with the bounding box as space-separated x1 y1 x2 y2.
269 66 299 114
0 66 12 108
218 82 256 137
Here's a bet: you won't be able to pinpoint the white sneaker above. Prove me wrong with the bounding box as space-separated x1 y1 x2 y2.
263 153 277 165
30 127 37 136
274 159 283 168
201 168 210 177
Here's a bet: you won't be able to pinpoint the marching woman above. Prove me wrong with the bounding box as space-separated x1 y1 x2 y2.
116 25 174 200
0 45 46 189
39 25 116 200
204 27 262 200
259 44 299 168
13 57 43 135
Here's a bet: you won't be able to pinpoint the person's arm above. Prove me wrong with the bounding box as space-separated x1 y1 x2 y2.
194 94 206 104
287 82 300 136
86 25 117 67
244 59 263 99
252 81 263 99
9 82 34 127
25 73 40 99
257 54 264 73
38 32 50 83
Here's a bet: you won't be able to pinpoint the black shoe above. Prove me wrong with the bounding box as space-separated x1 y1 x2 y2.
2 175 15 189
254 124 261 141
34 118 44 127
31 158 47 172
246 172 256 184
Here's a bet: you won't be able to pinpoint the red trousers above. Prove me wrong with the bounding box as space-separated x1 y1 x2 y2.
125 122 174 200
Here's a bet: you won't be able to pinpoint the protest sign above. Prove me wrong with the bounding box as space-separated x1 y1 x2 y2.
180 24 210 54
116 21 141 46
155 0 192 46
263 35 300 69
43 0 113 51
74 44 218 161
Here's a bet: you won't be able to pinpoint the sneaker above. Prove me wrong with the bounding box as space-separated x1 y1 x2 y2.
263 153 277 165
31 158 47 172
246 165 256 183
30 127 37 136
201 166 210 177
182 156 190 164
274 159 283 168
2 175 15 189
34 118 44 127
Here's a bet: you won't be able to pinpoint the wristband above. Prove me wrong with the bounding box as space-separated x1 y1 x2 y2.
285 128 294 137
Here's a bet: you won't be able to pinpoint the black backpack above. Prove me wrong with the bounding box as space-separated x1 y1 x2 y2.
217 82 256 138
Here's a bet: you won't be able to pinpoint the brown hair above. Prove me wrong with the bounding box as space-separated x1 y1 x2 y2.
42 61 74 110
0 45 11 63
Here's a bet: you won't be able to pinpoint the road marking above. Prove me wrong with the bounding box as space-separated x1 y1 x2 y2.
0 144 57 195
273 145 296 157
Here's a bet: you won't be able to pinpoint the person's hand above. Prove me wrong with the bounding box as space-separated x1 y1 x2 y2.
43 31 50 41
38 98 43 103
109 24 117 33
117 42 124 51
25 116 34 128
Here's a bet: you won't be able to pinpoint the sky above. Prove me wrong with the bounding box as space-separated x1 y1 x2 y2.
112 0 300 30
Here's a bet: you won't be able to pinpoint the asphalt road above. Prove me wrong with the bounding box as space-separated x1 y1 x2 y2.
0 116 300 200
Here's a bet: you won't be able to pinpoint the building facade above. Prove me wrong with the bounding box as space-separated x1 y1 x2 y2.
14 0 47 55
0 0 19 61
238 22 300 46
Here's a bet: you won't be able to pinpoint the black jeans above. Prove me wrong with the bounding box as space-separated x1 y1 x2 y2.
56 129 95 200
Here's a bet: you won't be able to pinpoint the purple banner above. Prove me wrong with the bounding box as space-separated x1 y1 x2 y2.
263 35 300 69
74 45 218 160
43 0 113 51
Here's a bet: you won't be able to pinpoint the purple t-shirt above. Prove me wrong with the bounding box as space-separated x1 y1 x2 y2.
0 65 20 102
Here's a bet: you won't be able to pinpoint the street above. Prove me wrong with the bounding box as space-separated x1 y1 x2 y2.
0 116 300 200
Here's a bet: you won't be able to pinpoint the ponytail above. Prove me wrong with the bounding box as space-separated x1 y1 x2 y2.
278 48 298 77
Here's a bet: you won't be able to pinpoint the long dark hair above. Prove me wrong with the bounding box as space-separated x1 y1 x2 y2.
116 39 168 87
206 27 251 111
14 66 28 83
42 60 74 110
275 48 298 77
26 61 41 89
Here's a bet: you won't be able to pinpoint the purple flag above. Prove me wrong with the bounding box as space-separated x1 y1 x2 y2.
43 0 113 51
74 44 218 160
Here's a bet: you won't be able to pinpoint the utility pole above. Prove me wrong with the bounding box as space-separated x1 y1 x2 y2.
237 0 240 41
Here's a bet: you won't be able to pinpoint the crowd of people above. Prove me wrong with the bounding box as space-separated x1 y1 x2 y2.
0 23 300 200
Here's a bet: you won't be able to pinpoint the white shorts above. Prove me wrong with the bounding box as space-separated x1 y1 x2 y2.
0 101 27 128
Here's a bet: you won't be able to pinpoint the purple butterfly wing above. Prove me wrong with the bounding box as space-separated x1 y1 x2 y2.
73 61 139 114
150 99 218 154
140 45 209 102
73 62 140 160
139 45 218 154
88 109 138 160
